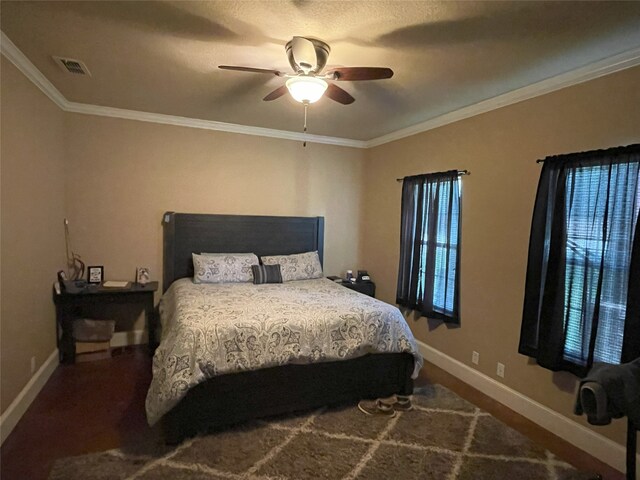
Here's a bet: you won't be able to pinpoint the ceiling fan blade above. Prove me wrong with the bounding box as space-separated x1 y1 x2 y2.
325 83 355 105
326 67 394 81
219 65 284 76
263 85 288 101
291 36 317 72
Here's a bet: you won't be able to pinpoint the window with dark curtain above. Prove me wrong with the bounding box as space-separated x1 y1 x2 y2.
396 170 461 324
520 144 640 376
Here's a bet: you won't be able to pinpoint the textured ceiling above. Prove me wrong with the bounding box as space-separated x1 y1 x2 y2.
2 1 640 141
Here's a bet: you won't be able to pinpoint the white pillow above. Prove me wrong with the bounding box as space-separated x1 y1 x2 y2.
192 253 258 284
261 251 323 282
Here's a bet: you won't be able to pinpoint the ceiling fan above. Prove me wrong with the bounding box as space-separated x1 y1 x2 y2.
218 36 394 106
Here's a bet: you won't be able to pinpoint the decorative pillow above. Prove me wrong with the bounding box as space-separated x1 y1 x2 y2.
192 253 258 284
261 251 323 282
251 264 283 284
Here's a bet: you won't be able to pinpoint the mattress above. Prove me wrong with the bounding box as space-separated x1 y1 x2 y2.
146 277 423 425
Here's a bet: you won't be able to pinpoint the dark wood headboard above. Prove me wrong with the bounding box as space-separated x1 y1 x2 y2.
162 212 325 292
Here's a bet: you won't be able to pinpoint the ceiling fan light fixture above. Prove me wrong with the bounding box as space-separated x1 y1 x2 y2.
285 76 328 103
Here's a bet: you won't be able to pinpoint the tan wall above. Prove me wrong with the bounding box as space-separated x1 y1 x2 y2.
3 43 638 454
0 58 67 414
63 114 365 331
360 65 640 448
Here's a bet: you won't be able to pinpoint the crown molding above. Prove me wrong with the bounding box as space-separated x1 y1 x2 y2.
64 101 367 148
1 31 67 108
3 29 639 150
365 45 640 148
0 30 366 149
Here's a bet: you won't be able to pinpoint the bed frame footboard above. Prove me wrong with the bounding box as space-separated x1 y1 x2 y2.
162 352 414 444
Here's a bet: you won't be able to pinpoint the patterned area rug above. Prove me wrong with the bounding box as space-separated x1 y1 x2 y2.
49 385 595 480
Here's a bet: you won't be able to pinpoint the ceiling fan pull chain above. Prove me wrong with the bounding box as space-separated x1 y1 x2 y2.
303 102 308 147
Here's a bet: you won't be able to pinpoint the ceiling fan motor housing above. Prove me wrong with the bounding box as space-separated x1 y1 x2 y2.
285 37 330 74
218 36 392 106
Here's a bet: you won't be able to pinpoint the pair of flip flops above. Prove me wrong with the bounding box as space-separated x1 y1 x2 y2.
357 395 413 417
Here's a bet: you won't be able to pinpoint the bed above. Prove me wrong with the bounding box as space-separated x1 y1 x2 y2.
151 212 421 443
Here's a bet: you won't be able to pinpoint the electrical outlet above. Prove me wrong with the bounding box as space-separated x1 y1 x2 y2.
30 356 36 375
497 362 505 378
471 351 479 365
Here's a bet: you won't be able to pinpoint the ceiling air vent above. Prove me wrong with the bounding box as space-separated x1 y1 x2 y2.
53 56 91 76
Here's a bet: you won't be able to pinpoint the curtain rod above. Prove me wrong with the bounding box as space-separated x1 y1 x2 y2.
536 144 640 164
396 170 470 182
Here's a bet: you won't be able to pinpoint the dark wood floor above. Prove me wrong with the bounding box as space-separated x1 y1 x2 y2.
0 347 156 480
0 347 624 480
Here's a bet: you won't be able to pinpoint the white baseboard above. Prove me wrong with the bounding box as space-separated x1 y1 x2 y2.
417 340 639 476
0 330 148 446
0 348 59 445
111 329 147 347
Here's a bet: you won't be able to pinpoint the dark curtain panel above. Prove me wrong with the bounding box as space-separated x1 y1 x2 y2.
520 144 640 376
396 170 461 323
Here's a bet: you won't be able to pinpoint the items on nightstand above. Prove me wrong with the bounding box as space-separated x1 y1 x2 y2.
60 279 88 293
63 218 85 281
327 270 375 296
357 270 371 282
87 265 104 284
136 267 150 285
103 281 129 288
53 281 159 363
72 318 115 362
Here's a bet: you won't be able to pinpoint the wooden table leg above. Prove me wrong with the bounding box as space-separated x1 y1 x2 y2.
60 314 76 364
145 293 158 355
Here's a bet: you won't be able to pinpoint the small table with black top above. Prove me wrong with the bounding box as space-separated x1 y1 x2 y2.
340 281 376 298
53 281 158 363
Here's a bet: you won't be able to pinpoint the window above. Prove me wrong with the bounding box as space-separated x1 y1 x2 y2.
520 145 640 375
563 164 640 365
397 170 461 323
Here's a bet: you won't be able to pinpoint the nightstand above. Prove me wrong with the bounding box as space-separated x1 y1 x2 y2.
341 281 376 298
53 282 158 363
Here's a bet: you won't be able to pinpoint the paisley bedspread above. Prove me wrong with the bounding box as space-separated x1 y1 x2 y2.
145 277 423 425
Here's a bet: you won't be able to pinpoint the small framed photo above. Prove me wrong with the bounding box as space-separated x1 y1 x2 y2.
136 267 150 285
87 266 104 284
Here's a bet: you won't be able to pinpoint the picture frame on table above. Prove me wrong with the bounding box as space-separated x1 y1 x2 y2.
136 267 150 285
87 266 104 284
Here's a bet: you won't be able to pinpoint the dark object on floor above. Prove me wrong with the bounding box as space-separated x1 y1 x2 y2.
357 398 396 417
48 385 595 480
393 394 413 412
575 359 640 480
358 394 413 415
